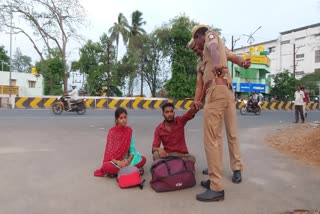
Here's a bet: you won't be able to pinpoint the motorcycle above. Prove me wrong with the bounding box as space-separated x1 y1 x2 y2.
240 99 261 115
52 96 87 115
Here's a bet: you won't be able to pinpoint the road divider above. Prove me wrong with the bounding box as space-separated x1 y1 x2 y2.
14 97 319 110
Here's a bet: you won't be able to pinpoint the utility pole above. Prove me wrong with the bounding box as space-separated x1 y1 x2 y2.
231 36 240 78
9 4 13 108
293 43 296 78
140 67 143 97
292 43 301 79
106 41 111 97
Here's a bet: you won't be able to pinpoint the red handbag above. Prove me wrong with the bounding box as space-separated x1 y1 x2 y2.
150 156 196 192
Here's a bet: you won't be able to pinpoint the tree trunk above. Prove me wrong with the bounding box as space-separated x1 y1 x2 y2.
62 52 68 94
140 69 143 97
49 79 53 95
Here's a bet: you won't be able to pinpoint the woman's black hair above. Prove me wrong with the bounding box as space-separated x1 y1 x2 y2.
115 107 127 120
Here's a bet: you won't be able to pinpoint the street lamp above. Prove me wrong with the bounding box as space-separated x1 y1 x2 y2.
242 26 262 46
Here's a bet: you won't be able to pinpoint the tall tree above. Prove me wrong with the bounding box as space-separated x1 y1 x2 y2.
35 49 64 95
158 15 198 99
0 0 86 93
72 34 125 96
143 33 169 97
270 70 298 101
0 45 10 71
126 32 169 97
298 70 320 96
126 10 146 95
12 48 32 73
129 10 146 38
154 16 223 99
108 13 129 61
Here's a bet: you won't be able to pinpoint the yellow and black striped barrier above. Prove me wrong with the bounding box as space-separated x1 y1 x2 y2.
14 97 320 110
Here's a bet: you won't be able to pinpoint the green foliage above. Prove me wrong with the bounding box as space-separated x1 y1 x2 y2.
298 70 320 96
270 70 298 101
36 53 64 95
0 0 86 93
73 35 125 96
129 10 147 37
164 72 196 99
108 13 130 60
0 46 10 71
158 15 198 99
12 48 33 73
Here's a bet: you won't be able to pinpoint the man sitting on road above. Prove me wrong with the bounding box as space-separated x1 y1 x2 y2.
152 102 198 163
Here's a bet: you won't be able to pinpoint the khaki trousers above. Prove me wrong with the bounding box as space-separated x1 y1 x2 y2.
203 85 243 191
153 151 196 163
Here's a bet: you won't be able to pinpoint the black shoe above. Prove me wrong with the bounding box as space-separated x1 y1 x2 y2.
232 170 242 184
200 179 210 189
202 168 208 175
105 173 116 178
139 168 144 175
196 189 224 202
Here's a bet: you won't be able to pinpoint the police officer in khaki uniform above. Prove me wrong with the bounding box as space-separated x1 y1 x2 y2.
188 37 251 181
188 38 250 112
190 25 250 202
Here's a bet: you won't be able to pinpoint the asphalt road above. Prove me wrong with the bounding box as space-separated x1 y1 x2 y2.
0 109 319 214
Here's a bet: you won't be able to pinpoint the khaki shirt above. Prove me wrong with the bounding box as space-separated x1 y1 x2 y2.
202 31 232 88
196 58 204 81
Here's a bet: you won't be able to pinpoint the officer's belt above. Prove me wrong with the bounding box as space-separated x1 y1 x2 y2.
205 79 232 91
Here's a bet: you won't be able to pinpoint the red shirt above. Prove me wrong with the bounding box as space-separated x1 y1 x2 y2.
303 91 309 103
152 109 196 154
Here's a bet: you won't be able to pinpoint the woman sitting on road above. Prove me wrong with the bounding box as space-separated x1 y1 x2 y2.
94 107 146 177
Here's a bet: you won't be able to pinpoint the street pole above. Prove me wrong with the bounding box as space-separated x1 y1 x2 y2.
106 41 111 97
140 68 143 97
293 43 296 78
9 4 13 108
230 36 240 79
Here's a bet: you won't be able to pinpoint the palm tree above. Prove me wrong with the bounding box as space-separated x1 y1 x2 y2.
129 10 146 39
125 11 147 96
108 13 129 61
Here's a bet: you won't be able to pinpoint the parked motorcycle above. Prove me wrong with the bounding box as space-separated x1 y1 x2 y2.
52 96 86 115
240 99 261 115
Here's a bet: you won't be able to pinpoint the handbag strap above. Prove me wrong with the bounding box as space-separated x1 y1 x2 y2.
150 156 188 175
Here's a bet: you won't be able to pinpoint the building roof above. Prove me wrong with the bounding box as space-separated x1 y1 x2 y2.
280 23 320 35
234 39 277 51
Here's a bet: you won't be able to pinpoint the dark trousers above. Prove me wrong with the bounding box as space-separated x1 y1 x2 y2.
295 105 304 122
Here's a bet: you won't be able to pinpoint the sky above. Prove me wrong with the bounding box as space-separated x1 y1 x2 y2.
0 0 319 64
0 0 319 93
